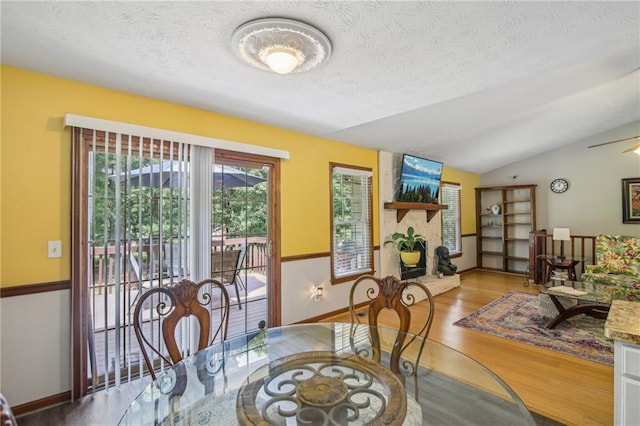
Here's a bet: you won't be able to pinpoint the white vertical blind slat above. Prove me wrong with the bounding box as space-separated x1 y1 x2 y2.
189 146 213 354
190 145 213 281
84 128 196 388
113 132 122 388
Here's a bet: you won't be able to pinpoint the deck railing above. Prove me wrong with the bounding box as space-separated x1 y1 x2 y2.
87 238 269 386
91 237 268 292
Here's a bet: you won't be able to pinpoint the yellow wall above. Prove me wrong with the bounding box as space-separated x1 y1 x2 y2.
1 65 380 287
1 65 480 287
442 167 480 235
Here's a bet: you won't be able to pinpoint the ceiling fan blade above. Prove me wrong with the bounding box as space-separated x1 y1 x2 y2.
622 141 640 153
587 135 640 148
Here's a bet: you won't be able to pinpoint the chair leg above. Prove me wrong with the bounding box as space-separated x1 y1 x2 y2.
236 274 246 291
233 279 242 310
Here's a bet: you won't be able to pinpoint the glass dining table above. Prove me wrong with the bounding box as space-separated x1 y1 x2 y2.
119 323 535 425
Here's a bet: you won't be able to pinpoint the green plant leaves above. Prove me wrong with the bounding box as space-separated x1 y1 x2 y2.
384 226 425 252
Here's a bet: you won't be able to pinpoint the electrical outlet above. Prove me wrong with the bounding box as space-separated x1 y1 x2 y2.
48 240 62 258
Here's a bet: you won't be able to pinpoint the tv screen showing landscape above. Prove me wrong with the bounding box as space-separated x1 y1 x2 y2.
397 154 443 204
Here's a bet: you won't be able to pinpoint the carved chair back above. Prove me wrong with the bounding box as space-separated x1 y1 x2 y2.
133 278 230 380
349 275 434 400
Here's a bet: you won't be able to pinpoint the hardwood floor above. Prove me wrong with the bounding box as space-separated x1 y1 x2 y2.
16 270 612 425
324 270 614 426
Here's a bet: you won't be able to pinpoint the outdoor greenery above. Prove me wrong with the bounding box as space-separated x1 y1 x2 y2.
332 174 365 243
90 152 268 244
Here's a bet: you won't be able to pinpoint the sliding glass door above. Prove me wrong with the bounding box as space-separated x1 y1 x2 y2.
71 129 280 396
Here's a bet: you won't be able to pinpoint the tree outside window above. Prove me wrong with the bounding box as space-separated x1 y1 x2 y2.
330 163 373 283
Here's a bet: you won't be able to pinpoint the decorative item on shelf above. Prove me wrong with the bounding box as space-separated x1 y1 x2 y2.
490 204 501 215
384 226 425 267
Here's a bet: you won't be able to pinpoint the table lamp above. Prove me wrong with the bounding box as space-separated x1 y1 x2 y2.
552 228 571 260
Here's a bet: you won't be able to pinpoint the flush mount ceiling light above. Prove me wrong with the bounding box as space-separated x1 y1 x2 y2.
231 18 332 75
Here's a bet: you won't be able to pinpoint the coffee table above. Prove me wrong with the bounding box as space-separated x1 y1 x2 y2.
539 280 611 329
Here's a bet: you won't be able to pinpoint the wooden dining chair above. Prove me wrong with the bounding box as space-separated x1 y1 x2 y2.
349 275 434 401
133 278 230 380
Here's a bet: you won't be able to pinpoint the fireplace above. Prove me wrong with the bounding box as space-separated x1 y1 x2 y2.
400 242 427 280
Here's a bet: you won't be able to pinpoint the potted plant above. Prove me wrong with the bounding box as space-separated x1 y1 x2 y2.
384 226 426 267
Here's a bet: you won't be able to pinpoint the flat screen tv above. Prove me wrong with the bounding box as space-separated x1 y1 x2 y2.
397 154 443 204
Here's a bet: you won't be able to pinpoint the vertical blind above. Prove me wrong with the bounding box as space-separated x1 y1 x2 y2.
77 127 220 391
441 182 461 252
70 116 281 398
331 166 373 279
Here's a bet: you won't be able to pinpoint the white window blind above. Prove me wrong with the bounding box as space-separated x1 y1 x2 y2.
331 165 373 281
81 128 194 390
77 127 228 392
441 182 462 253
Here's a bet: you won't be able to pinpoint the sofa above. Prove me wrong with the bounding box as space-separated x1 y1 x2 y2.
582 234 640 302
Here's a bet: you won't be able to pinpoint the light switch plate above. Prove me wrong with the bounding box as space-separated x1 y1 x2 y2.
48 240 62 258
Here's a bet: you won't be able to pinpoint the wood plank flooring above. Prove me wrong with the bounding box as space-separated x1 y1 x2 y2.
16 270 612 425
324 270 613 426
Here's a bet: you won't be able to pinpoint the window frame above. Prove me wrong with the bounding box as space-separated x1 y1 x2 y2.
329 162 374 284
441 181 462 255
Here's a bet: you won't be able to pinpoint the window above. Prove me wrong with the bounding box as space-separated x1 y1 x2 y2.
330 163 373 283
441 182 462 253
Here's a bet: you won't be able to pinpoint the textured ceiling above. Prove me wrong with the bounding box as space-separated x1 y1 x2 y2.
2 1 639 173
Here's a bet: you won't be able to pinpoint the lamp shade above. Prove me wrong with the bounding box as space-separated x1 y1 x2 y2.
552 228 570 241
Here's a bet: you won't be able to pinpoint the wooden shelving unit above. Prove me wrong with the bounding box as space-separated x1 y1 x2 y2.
383 202 448 223
475 185 536 274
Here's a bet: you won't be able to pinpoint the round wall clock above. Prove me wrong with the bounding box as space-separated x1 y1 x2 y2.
550 178 569 193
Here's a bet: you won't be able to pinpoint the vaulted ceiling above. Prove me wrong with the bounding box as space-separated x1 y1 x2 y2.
2 1 639 173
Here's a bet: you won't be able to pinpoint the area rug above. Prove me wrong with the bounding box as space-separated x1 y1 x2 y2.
453 291 613 365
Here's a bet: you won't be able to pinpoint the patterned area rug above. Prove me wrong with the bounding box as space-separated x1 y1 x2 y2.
453 291 613 365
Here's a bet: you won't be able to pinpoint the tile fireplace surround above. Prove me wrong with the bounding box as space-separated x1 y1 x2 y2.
378 151 460 297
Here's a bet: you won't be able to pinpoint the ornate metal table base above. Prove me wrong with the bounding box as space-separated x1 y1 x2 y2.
237 351 407 425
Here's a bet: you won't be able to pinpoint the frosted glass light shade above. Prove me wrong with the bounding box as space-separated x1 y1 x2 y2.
232 18 332 74
265 48 299 74
552 228 571 241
